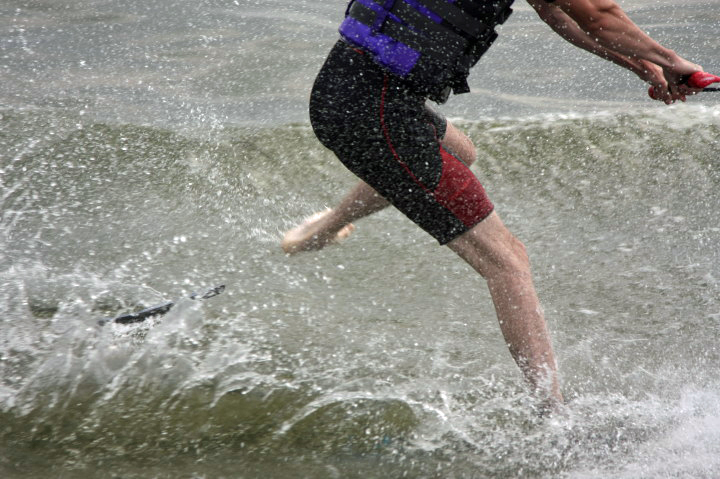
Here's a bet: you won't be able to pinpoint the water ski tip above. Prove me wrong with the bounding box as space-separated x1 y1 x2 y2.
98 285 225 326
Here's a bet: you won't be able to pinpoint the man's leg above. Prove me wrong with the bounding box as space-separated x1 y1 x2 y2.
447 212 563 406
281 122 475 254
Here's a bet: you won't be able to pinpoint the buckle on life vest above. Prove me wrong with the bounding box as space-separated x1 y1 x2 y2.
373 0 398 32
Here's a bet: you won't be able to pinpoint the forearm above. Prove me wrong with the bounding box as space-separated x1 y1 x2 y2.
531 1 647 76
552 0 679 68
528 0 682 69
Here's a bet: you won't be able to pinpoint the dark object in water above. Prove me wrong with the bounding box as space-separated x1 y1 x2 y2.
98 285 225 325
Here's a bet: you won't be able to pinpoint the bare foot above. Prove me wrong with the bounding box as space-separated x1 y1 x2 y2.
281 209 355 254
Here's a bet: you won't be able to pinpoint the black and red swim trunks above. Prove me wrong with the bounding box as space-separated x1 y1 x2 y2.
309 40 494 244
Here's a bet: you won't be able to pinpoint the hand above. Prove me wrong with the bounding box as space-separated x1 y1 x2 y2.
664 56 704 99
637 59 666 92
638 60 680 104
647 57 704 104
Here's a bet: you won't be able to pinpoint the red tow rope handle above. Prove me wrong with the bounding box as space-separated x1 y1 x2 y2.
648 71 720 99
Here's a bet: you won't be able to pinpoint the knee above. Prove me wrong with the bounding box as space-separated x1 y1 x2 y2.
502 236 530 272
457 134 477 167
449 213 533 281
508 236 530 271
443 123 477 166
486 235 531 281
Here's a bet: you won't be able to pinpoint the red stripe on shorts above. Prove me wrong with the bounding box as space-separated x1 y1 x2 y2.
433 146 494 228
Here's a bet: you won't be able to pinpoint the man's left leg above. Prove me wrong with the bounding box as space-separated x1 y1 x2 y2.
281 121 475 254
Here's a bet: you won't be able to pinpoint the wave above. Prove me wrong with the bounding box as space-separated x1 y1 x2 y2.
2 104 720 477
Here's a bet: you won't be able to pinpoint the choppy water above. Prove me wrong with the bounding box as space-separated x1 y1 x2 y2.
2 1 720 478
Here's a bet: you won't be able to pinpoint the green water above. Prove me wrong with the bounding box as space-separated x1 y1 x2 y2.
3 107 720 478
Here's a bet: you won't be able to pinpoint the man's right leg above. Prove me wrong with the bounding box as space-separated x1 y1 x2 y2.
447 212 563 407
281 122 476 254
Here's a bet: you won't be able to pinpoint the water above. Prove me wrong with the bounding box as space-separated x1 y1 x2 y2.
2 1 720 477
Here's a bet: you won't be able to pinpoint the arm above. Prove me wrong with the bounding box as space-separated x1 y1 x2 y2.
526 0 702 103
527 0 649 77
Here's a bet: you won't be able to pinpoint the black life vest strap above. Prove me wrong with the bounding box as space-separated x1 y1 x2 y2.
371 0 399 31
454 0 513 27
390 1 475 48
413 0 487 37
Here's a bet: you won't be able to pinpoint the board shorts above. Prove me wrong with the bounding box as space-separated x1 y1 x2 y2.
309 40 494 245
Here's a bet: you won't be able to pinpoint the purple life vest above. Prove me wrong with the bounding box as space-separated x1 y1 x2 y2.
339 0 514 103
